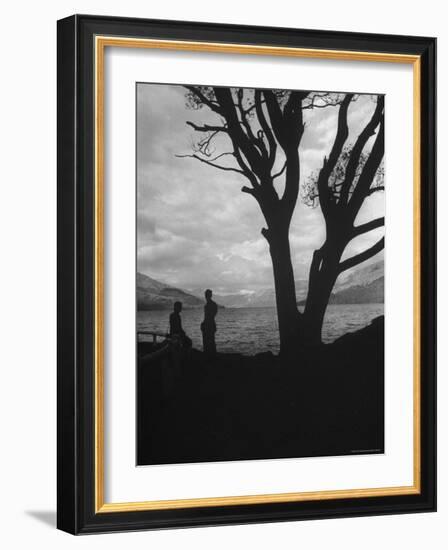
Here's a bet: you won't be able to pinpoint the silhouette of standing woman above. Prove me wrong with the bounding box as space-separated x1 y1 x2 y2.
201 289 217 357
169 301 192 349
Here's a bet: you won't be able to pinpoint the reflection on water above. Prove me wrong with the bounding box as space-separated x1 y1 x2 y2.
137 304 383 355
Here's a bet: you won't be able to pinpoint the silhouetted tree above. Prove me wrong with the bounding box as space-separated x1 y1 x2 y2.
179 86 342 354
301 94 385 344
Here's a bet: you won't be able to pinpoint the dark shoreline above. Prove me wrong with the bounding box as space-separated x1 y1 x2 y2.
137 316 384 466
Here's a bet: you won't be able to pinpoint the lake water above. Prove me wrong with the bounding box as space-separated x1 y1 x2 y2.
137 304 383 355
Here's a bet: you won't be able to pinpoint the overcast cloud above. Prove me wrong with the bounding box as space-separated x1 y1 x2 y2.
137 84 384 295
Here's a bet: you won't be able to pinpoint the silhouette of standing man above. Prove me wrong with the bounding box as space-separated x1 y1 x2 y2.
201 289 217 357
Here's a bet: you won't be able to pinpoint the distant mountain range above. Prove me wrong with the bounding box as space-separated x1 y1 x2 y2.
137 272 204 310
137 260 383 310
297 261 384 306
336 260 383 292
212 288 286 309
329 276 383 304
189 279 309 308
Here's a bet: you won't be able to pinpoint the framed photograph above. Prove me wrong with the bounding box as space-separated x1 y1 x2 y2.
57 14 436 534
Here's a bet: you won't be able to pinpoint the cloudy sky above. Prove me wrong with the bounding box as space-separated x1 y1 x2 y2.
136 83 384 295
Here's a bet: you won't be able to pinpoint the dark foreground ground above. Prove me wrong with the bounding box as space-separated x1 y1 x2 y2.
137 316 384 465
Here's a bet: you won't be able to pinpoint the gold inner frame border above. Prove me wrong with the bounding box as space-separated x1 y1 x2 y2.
94 35 421 514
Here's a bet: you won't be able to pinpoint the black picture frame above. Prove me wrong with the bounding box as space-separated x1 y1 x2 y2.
57 14 436 534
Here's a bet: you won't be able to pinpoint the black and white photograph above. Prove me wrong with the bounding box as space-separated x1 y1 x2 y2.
136 82 385 466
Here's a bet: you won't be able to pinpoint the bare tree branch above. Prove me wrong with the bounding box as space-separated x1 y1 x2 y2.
255 89 276 167
192 130 220 157
232 147 260 188
263 90 286 148
186 121 228 133
273 161 287 180
349 118 385 216
302 92 348 110
340 96 384 205
241 186 257 196
351 217 385 239
213 87 264 175
317 94 353 217
201 151 234 163
366 185 384 196
338 236 384 273
175 153 245 175
284 90 308 121
236 89 258 146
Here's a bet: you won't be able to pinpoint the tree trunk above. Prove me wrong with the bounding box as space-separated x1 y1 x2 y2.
265 226 302 355
303 245 342 346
